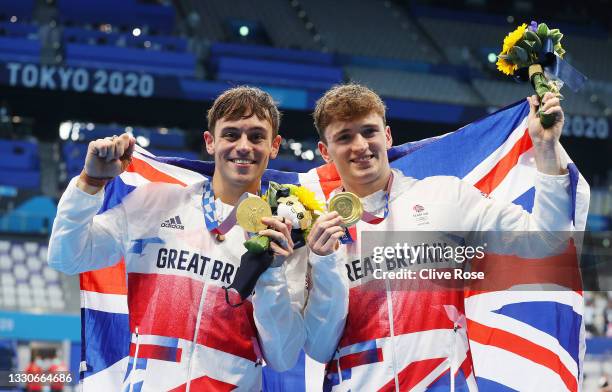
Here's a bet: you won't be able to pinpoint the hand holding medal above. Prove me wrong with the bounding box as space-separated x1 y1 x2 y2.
328 192 363 227
236 196 274 252
225 183 325 306
306 191 363 256
235 183 324 253
318 173 393 247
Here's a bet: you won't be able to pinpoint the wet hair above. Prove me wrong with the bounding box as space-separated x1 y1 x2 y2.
207 86 281 136
313 83 386 142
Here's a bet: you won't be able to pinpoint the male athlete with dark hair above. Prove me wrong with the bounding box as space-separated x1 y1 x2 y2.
48 86 347 390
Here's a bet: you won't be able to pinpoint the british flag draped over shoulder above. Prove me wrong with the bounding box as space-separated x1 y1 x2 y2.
76 100 589 391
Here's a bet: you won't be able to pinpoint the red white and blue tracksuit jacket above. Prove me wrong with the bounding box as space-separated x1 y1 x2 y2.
48 178 346 391
306 170 578 391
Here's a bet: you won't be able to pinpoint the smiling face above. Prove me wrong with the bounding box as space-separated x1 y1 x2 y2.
319 111 392 197
204 87 281 202
313 84 393 197
204 115 281 196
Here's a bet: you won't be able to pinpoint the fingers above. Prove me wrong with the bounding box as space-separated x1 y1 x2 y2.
542 91 556 103
259 216 294 257
311 213 342 238
307 212 345 256
89 133 134 162
312 225 345 250
89 138 109 159
122 135 136 160
541 97 560 112
539 94 564 126
309 228 345 257
325 231 346 251
527 93 564 126
529 93 562 112
261 216 294 248
543 105 563 116
308 212 342 239
105 141 118 162
527 95 538 116
313 213 343 236
269 241 291 258
262 216 293 232
259 228 293 258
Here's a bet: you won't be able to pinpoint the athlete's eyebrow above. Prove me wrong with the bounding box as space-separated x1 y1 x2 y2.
219 126 267 133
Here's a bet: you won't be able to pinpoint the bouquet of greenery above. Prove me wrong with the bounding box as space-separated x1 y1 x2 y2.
496 21 585 128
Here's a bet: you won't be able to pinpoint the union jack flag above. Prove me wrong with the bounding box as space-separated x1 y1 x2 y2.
77 99 589 391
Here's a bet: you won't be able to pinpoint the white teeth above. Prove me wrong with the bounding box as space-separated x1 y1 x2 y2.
232 159 254 164
353 155 373 162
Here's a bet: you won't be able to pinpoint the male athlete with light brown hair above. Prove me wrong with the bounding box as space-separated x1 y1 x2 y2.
305 83 580 390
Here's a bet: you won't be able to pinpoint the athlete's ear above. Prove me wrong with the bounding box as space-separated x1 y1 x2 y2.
203 131 215 155
318 141 331 163
270 135 281 159
385 125 393 149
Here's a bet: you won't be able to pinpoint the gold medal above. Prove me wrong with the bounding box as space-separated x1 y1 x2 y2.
328 192 363 227
236 196 272 233
215 233 225 242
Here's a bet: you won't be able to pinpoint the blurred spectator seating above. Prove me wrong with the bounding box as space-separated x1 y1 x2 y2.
190 0 319 51
57 0 174 34
0 21 38 39
471 79 603 116
62 26 188 52
347 66 483 106
584 291 612 337
0 0 35 22
0 18 40 64
210 42 342 90
57 0 196 77
587 80 612 117
63 41 196 77
0 139 40 189
0 0 39 63
418 16 509 67
0 239 65 311
299 0 440 63
0 35 40 63
418 12 612 84
561 35 612 83
0 195 56 234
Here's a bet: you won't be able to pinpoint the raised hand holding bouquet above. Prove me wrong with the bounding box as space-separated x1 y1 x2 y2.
496 21 587 128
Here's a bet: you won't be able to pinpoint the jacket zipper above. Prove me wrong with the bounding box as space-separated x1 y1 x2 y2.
385 279 400 392
451 323 458 392
129 326 140 392
185 260 212 391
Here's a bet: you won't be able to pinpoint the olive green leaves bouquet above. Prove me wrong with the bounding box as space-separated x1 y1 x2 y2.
496 21 587 128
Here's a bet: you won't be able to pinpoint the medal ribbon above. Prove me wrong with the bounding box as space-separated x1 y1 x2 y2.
202 180 249 235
